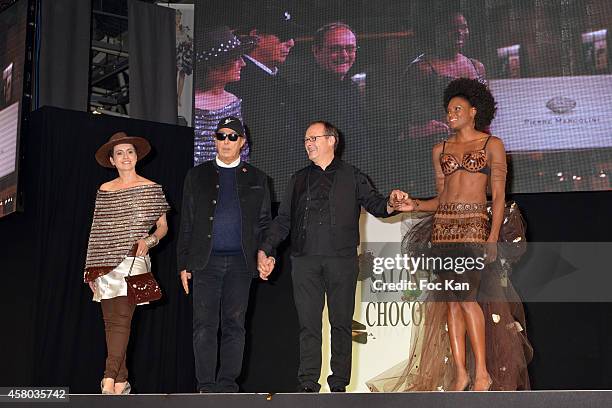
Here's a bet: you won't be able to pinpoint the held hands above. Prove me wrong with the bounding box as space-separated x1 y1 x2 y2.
257 250 275 280
388 189 416 212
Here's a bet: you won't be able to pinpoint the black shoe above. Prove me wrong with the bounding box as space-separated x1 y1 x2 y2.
298 386 317 393
330 386 346 392
351 320 366 331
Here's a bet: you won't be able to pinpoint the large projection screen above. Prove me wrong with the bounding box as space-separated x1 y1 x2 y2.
192 0 612 199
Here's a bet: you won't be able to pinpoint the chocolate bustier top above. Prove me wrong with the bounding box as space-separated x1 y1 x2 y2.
440 136 491 176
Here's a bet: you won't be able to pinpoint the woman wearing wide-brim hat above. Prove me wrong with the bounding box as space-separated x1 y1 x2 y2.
193 25 255 165
84 132 170 394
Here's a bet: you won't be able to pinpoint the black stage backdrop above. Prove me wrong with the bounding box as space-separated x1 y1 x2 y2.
0 106 610 391
38 0 91 111
128 0 178 125
512 191 612 390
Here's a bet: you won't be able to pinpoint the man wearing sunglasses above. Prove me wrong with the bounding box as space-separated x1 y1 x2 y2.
228 9 303 201
177 116 272 393
258 120 408 393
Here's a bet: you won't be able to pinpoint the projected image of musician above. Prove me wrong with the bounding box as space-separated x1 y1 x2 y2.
227 8 301 199
295 23 368 166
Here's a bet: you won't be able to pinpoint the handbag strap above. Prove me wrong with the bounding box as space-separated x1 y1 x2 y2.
127 255 151 277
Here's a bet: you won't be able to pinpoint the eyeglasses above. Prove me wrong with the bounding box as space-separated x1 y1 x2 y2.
304 135 334 143
325 45 359 54
215 132 242 141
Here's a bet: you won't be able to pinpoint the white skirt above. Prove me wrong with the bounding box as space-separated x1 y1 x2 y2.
93 256 151 304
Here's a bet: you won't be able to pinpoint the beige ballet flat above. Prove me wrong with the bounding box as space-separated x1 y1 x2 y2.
115 381 131 395
101 379 114 395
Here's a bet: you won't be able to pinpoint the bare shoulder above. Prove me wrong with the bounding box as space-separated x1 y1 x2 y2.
99 179 118 191
471 58 486 74
432 141 445 154
195 91 238 110
487 135 505 148
138 176 157 186
224 90 238 101
486 136 506 157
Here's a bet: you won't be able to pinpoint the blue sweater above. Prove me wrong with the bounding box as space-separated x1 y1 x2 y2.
211 166 243 256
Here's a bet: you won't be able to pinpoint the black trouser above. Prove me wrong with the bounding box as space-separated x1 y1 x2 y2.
291 254 358 391
192 254 252 392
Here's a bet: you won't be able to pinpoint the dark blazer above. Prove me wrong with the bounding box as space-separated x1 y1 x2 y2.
260 158 393 257
176 160 272 277
226 58 303 201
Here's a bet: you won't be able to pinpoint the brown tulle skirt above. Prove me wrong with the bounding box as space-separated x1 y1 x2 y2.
366 202 533 392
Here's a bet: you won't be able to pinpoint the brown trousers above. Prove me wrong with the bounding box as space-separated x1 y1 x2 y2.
100 296 135 382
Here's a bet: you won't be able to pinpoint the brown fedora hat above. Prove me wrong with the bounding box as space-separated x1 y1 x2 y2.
95 132 151 168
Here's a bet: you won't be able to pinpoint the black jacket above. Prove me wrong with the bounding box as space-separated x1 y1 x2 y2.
177 160 272 277
226 58 303 201
260 158 393 257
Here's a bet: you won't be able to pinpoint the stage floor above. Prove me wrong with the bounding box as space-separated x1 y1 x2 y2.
10 390 612 408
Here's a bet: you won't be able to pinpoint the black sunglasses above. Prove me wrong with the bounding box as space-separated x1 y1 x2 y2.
215 132 243 142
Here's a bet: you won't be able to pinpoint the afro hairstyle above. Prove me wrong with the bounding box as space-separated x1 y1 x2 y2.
443 78 497 132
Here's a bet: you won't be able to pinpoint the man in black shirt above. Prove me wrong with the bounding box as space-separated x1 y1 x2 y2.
258 121 408 392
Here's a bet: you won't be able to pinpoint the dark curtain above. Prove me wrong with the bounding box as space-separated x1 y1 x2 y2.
511 191 612 389
128 0 178 125
38 0 91 111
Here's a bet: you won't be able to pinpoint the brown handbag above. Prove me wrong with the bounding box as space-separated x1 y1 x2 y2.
124 254 162 305
84 243 140 283
84 266 114 282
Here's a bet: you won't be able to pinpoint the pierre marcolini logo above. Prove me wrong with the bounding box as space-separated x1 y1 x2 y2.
546 96 576 114
523 95 599 125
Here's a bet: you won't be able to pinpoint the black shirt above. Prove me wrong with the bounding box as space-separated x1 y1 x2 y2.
260 157 394 258
302 159 339 256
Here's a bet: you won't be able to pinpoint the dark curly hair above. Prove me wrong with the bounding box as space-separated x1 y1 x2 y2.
443 78 497 131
